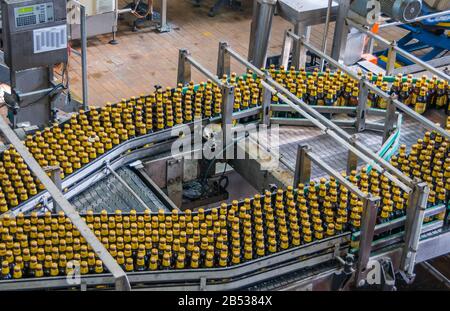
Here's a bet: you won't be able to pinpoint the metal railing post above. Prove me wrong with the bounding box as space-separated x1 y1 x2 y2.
45 166 62 212
80 4 88 111
177 49 192 86
386 41 397 76
355 195 380 286
294 145 311 186
346 135 358 175
261 74 272 126
401 180 429 282
247 0 277 68
383 96 397 144
221 84 235 150
217 42 231 78
292 25 310 70
331 0 351 62
355 78 368 132
280 30 293 69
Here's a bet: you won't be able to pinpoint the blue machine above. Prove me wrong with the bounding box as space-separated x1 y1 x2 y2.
376 4 450 68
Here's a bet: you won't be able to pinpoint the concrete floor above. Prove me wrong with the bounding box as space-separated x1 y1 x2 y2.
66 0 409 107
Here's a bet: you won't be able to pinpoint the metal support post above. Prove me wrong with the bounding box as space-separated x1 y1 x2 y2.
331 0 351 62
158 0 170 32
385 41 397 76
80 4 89 111
280 30 294 69
294 145 311 186
355 195 380 286
355 78 368 132
401 180 429 283
261 78 272 126
177 49 192 86
292 23 311 70
383 96 397 144
221 84 235 150
45 166 62 212
346 135 358 175
247 0 277 68
0 116 131 291
217 42 231 78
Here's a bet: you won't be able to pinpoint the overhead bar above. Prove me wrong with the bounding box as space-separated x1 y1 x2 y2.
379 10 450 28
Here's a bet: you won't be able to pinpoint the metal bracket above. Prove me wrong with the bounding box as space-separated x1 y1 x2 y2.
294 144 311 186
217 42 231 78
386 41 397 76
383 95 397 144
355 195 380 285
221 84 235 150
355 78 368 132
44 165 62 212
400 180 429 281
331 254 355 290
200 276 207 291
280 29 294 69
261 74 272 126
177 49 192 86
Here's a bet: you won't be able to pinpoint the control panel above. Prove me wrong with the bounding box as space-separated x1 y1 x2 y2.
1 0 67 71
14 2 54 27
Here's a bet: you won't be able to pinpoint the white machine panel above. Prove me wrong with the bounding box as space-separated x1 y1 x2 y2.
33 23 67 53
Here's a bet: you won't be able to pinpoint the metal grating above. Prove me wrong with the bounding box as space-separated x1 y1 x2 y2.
69 167 169 213
273 110 445 180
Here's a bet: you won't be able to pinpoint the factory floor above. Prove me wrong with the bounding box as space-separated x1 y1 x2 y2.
67 0 407 107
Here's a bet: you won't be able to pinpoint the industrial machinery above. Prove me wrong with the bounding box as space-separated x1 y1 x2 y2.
0 37 448 290
247 0 426 69
375 3 449 71
1 0 70 128
68 0 170 42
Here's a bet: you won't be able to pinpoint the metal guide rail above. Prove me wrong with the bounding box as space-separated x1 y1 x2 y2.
0 232 350 290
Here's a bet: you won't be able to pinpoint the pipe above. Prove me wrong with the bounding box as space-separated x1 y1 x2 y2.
80 4 89 111
379 9 450 28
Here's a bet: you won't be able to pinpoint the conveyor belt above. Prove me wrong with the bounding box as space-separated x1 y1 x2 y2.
274 110 444 180
69 167 169 213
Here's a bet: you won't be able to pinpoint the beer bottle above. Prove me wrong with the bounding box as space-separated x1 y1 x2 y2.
436 81 448 109
149 254 158 271
415 87 427 114
136 253 146 271
1 261 11 280
125 258 134 273
377 82 389 109
190 254 199 269
12 265 22 279
34 264 44 278
161 253 171 270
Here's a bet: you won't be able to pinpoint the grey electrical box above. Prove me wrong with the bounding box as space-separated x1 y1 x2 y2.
1 0 67 71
